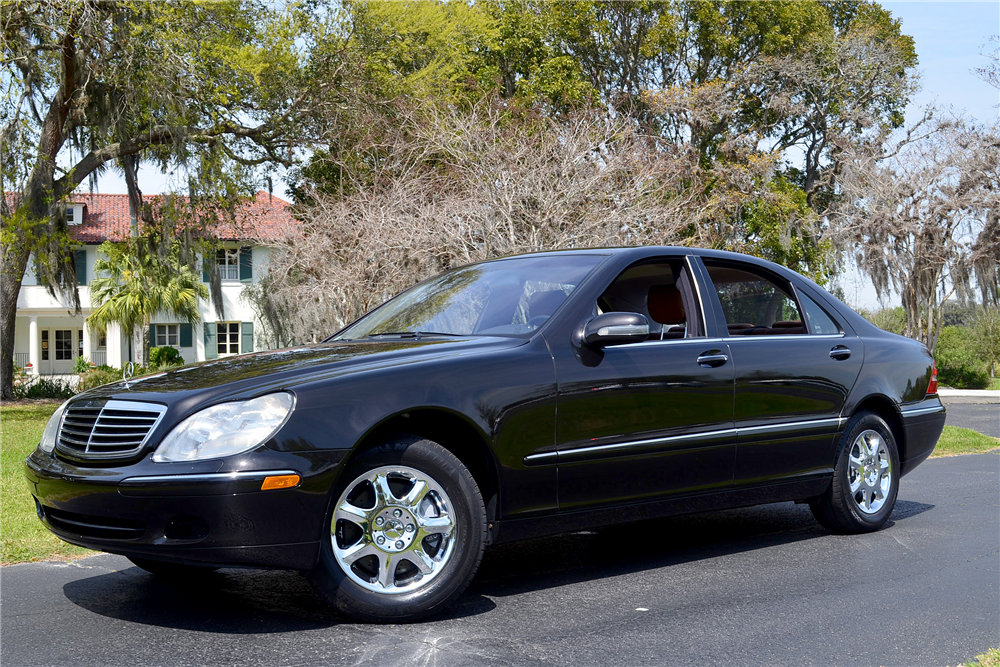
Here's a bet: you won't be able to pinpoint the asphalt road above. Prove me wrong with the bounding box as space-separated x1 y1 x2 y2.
3 453 998 667
947 403 1000 438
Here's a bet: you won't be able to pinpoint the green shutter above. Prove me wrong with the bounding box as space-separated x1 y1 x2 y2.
204 324 217 360
149 325 156 350
202 259 211 283
179 323 192 347
241 322 254 354
74 250 87 285
239 247 252 281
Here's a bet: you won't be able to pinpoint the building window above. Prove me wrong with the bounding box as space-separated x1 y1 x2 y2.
217 322 240 356
66 207 74 224
98 332 107 349
41 330 49 361
216 248 240 281
156 324 179 347
55 329 73 360
78 330 84 358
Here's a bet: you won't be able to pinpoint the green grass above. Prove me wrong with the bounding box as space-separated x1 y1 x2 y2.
932 425 1000 457
1 401 91 565
988 377 1000 391
961 648 1000 667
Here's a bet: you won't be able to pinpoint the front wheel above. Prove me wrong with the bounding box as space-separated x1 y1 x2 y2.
309 437 487 622
810 411 899 534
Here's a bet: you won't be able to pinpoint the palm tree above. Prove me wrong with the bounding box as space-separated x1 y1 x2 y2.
88 237 209 366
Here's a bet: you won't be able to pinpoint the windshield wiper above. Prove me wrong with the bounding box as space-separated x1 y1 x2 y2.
365 331 466 339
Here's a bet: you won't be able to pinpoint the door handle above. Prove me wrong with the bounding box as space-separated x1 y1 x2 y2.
697 353 729 368
829 345 851 360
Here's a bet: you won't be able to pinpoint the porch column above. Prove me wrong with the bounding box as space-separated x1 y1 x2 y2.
28 316 39 375
82 319 92 363
106 322 123 368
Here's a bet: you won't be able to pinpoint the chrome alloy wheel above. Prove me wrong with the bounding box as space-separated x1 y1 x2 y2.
847 429 892 514
331 465 457 594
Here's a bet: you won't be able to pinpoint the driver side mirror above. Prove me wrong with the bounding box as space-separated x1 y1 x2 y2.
582 312 650 347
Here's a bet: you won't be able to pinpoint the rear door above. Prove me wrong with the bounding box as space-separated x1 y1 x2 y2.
699 259 863 486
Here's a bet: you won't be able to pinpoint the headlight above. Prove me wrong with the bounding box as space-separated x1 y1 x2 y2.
152 392 295 463
38 400 70 454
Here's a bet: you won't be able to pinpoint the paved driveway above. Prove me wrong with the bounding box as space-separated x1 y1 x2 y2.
947 403 1000 438
2 453 997 667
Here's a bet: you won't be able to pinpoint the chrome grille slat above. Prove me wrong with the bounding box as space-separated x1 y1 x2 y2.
56 399 167 461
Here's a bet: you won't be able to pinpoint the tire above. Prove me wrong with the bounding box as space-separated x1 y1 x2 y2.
309 436 487 623
810 411 900 534
127 556 218 578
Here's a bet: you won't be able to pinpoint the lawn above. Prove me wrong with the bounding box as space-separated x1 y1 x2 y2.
1 402 997 565
1 401 91 565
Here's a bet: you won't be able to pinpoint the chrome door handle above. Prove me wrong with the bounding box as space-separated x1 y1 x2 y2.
697 353 729 368
829 345 851 360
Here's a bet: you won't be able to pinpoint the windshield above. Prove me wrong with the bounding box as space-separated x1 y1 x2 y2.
332 255 606 340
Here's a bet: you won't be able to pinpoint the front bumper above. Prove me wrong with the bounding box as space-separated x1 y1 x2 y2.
24 447 346 570
899 396 947 477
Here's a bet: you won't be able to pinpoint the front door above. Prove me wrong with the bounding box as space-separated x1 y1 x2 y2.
552 257 736 511
39 328 79 374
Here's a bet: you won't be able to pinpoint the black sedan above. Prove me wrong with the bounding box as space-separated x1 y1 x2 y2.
25 247 946 622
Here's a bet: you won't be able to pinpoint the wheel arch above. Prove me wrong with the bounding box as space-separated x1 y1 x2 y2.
342 407 501 544
846 394 906 463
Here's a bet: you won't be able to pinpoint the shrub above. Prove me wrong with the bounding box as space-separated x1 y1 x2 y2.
77 368 123 393
935 326 990 389
149 346 184 369
11 376 76 399
73 356 94 374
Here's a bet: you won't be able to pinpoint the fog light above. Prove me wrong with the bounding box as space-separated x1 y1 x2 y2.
261 474 300 491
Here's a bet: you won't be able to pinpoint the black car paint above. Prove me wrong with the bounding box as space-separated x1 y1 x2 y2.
25 246 946 571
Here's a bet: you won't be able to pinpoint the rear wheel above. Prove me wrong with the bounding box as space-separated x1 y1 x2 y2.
810 411 899 534
309 437 487 622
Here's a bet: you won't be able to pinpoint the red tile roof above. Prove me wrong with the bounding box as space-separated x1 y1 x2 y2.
62 190 296 244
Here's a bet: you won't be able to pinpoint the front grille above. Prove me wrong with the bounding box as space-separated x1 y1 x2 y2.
56 399 167 461
43 506 146 540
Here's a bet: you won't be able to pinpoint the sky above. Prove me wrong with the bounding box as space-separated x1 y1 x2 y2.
93 1 1000 309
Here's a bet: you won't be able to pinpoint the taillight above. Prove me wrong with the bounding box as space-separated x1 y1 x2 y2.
927 363 938 394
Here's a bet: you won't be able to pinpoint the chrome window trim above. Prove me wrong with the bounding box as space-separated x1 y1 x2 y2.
613 337 723 350
722 333 846 342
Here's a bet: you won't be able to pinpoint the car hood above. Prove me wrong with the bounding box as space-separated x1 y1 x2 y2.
79 336 527 408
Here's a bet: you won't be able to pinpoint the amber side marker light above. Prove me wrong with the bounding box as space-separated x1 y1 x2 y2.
261 474 301 491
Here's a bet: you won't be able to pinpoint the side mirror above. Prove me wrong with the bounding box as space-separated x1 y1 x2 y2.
582 312 650 347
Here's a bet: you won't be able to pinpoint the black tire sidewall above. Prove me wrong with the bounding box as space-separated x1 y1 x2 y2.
309 437 486 622
835 413 900 530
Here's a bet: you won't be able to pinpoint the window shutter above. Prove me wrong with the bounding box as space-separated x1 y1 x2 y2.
149 325 157 350
74 250 87 285
204 324 217 360
241 322 254 354
179 323 193 347
239 246 252 281
202 257 211 283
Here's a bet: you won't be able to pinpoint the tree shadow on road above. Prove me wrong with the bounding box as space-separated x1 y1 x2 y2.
61 500 932 631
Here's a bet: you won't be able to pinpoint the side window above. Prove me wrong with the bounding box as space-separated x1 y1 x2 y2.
798 291 842 334
597 259 704 340
704 262 806 336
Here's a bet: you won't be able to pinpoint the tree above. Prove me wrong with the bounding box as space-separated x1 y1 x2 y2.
1 0 332 398
973 307 1000 378
87 233 208 367
834 117 1000 350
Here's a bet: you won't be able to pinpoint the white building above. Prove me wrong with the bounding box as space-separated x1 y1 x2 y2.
13 191 295 374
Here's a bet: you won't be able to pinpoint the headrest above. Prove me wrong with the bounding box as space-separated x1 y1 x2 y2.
647 285 685 325
528 290 567 319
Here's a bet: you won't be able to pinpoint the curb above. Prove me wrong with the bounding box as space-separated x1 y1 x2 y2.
938 389 1000 405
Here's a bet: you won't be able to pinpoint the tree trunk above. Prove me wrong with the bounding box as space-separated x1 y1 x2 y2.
0 240 32 399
